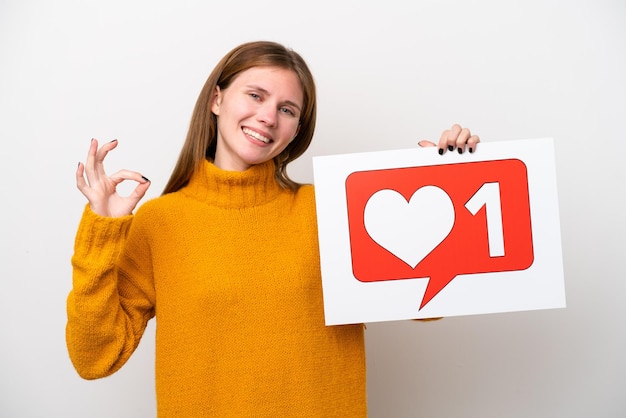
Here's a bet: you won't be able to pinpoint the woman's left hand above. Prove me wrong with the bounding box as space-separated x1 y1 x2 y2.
418 123 480 154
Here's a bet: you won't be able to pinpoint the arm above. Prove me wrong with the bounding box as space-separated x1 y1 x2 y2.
66 206 155 379
66 139 154 379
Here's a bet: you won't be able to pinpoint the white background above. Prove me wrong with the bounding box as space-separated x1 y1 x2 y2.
1 1 624 417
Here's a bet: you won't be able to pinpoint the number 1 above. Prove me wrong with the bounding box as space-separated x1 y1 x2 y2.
465 182 505 257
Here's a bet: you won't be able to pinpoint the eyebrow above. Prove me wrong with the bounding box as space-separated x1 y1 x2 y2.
246 84 302 112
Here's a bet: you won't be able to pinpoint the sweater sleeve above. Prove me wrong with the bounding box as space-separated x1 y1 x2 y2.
66 205 156 380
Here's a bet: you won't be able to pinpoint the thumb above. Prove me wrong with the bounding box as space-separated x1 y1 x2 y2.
129 177 151 203
418 140 437 147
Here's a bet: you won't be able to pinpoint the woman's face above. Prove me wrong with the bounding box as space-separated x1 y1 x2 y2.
211 66 303 172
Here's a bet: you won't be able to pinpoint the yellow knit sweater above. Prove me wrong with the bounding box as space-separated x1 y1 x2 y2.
66 160 367 417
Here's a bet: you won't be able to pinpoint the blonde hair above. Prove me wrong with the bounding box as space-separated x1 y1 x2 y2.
163 41 317 194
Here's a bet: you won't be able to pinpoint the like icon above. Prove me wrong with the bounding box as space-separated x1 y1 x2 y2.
345 159 534 309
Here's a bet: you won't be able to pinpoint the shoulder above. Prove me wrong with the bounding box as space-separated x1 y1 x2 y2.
133 192 188 223
283 184 317 224
290 183 317 208
295 183 315 198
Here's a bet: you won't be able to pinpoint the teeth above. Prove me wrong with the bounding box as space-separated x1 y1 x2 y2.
243 128 270 144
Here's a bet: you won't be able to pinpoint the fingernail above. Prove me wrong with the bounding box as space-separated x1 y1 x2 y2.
141 176 150 182
458 147 463 154
448 145 454 151
469 147 474 153
110 139 118 143
438 148 444 155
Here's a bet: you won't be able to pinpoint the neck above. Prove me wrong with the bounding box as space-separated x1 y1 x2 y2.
181 159 283 208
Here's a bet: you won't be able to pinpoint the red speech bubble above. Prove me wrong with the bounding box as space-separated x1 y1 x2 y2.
345 159 534 310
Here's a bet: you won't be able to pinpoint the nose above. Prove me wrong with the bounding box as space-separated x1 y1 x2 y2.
257 101 277 127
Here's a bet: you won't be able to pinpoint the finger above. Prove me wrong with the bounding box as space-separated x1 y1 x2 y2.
437 130 450 154
93 139 119 176
455 127 472 154
466 134 480 153
84 138 105 185
129 178 151 203
446 124 463 151
437 124 462 154
418 140 437 148
84 138 99 177
76 162 88 193
115 174 151 217
85 139 119 186
108 169 150 187
76 161 101 204
95 139 119 164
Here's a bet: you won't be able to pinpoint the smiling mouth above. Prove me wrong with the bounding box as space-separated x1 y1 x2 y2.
243 127 271 144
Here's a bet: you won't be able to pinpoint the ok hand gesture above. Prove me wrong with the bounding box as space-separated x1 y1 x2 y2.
76 139 151 217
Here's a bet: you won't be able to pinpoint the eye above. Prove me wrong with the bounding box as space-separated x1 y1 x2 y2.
248 92 261 100
279 107 296 117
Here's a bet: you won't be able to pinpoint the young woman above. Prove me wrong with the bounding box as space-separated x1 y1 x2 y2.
67 40 479 417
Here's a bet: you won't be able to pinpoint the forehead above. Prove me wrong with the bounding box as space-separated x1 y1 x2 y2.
230 66 303 104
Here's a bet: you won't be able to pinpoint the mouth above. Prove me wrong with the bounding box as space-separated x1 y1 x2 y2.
243 127 271 144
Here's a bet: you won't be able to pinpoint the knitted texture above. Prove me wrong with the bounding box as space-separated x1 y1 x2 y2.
66 160 367 417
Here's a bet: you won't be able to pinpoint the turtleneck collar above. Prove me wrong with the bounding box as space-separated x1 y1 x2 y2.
181 159 283 208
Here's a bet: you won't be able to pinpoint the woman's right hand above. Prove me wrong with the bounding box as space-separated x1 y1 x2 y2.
76 139 151 217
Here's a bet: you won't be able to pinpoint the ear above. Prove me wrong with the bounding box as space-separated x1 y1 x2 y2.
210 86 222 116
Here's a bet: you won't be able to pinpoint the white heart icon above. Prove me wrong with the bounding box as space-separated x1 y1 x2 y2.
363 186 455 268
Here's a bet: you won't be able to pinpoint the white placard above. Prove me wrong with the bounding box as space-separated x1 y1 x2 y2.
313 138 565 325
